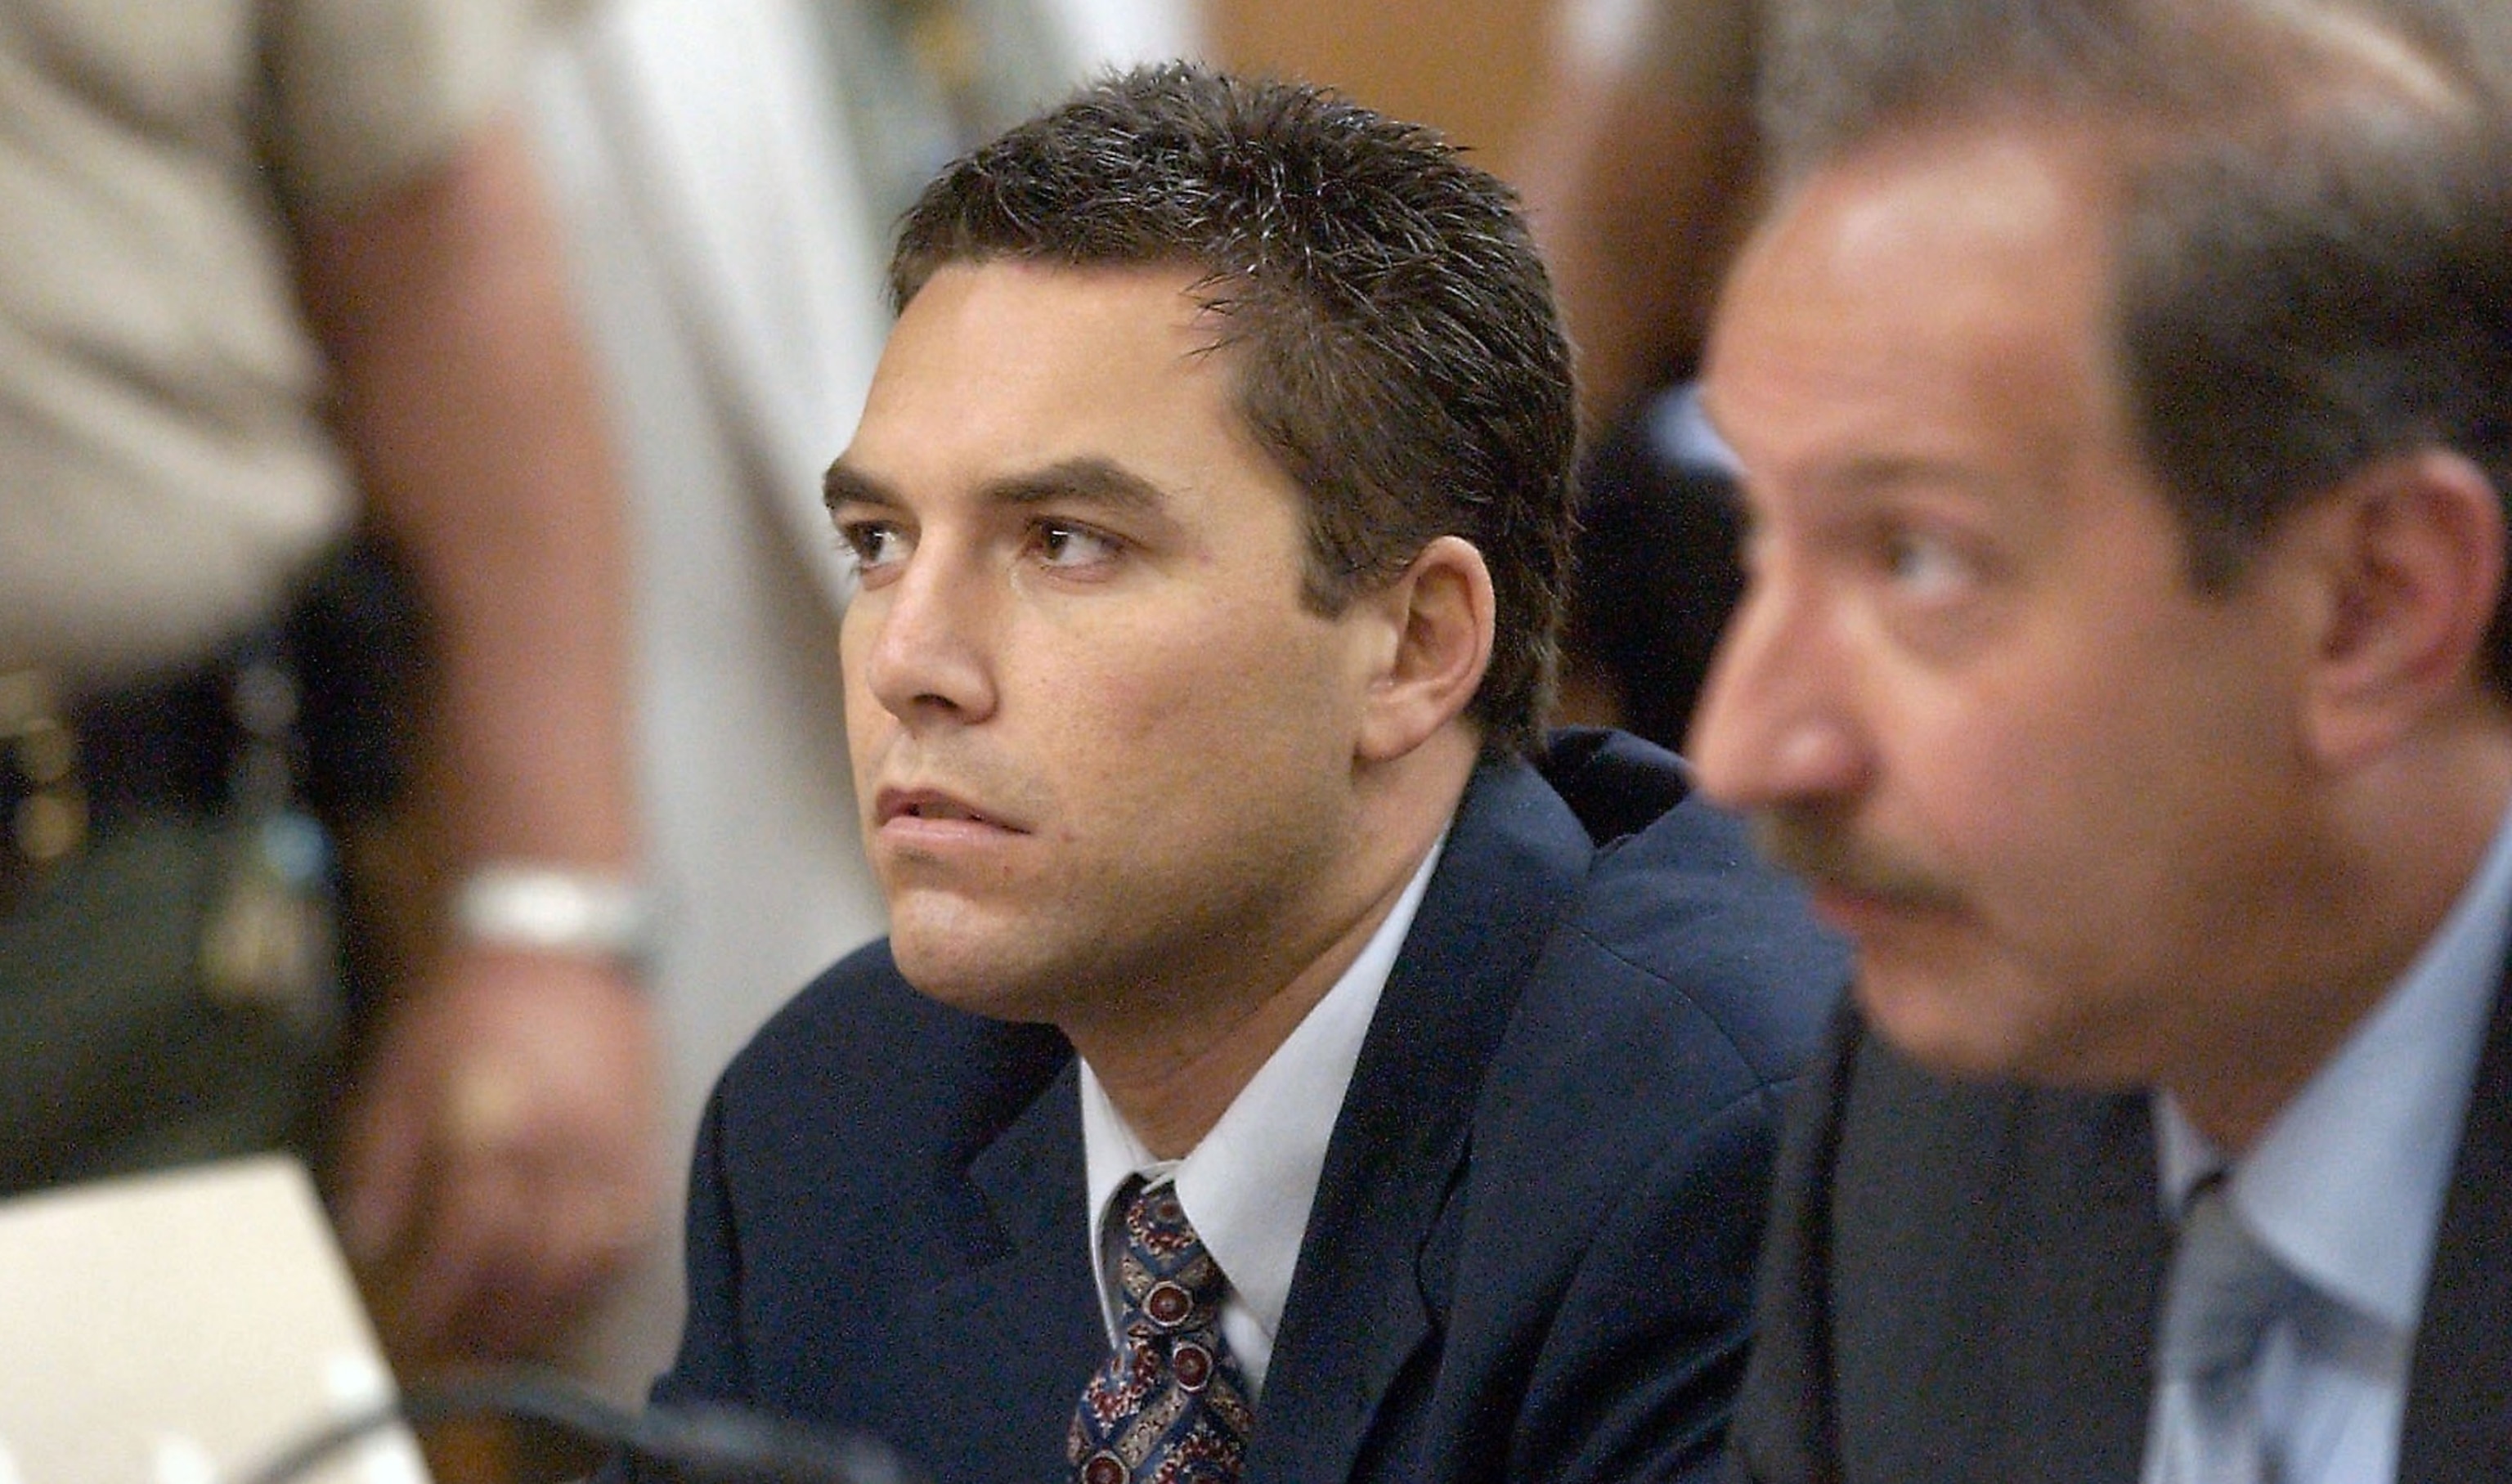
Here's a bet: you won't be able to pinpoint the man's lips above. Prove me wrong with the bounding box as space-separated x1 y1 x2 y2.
873 786 1027 832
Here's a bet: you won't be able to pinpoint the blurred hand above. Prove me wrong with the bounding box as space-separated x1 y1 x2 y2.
335 945 662 1364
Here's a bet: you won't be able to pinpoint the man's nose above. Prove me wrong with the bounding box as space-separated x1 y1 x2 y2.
1687 565 1871 812
855 543 999 728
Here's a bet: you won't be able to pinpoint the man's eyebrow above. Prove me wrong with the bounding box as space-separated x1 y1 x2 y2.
1813 454 2021 507
988 456 1167 514
822 455 1170 516
823 460 896 516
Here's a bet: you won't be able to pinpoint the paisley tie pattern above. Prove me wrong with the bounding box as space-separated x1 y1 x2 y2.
1069 1177 1256 1483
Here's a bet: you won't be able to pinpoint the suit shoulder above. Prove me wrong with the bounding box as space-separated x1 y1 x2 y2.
1541 787 1852 1096
711 937 1070 1176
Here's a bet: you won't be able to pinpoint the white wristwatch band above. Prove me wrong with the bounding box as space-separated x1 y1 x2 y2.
450 863 655 966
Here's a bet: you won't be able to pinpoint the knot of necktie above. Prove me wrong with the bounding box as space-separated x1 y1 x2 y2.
2160 1180 2299 1388
2150 1177 2303 1484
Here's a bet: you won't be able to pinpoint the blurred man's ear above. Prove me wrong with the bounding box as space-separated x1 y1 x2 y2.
2299 449 2507 768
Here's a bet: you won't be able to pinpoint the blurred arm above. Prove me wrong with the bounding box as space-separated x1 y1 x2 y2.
293 109 662 1363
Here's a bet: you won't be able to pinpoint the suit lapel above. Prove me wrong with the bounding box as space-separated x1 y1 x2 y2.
1245 759 1594 1484
926 1057 1106 1482
2002 1090 2165 1482
2402 958 2512 1482
1831 1033 2165 1484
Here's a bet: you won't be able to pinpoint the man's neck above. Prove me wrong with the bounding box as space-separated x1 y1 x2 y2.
1066 736 1478 1159
2171 723 2512 1152
1067 841 1427 1159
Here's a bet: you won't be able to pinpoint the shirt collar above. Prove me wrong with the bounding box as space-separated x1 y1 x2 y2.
2156 793 2512 1329
1079 830 1450 1347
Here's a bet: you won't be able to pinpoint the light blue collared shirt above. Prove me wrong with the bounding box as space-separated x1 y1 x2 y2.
2144 796 2512 1483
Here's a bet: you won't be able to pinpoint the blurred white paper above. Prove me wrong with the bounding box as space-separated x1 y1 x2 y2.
0 1155 428 1484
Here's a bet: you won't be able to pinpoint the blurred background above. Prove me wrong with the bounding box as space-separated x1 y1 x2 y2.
1214 0 1558 158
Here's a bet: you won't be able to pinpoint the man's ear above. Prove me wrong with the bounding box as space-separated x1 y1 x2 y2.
2301 449 2506 769
1354 536 1496 764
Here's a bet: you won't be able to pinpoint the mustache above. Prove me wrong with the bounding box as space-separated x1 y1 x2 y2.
1747 807 1965 912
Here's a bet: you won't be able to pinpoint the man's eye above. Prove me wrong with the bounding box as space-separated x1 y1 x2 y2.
839 522 909 572
1034 521 1121 568
1883 528 1976 601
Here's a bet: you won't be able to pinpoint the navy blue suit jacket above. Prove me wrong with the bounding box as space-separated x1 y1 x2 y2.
643 732 1846 1484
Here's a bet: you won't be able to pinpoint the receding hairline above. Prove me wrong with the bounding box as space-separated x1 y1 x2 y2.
1761 0 2494 188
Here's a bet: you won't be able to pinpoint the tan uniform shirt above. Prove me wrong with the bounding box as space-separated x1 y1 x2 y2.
0 0 553 684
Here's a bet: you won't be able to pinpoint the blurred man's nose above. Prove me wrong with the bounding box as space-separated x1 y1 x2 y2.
1688 566 1873 814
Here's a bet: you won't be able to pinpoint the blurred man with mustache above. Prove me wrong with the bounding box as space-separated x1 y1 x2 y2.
618 61 1846 1484
1687 0 2512 1479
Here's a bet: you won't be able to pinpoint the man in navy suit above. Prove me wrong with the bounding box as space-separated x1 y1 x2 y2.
628 62 1844 1484
1687 1 2512 1479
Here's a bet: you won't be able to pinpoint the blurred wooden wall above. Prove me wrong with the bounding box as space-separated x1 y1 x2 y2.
1206 0 1557 173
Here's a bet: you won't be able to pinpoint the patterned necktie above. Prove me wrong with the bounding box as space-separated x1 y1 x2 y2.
1069 1176 1256 1483
2149 1177 2302 1484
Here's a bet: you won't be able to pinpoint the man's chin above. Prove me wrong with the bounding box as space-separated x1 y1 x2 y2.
888 929 1060 1025
1856 965 2142 1092
1855 960 2048 1084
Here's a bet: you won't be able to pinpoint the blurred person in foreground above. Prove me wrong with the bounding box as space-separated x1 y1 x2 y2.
629 61 1845 1484
1686 0 2512 1478
0 0 659 1366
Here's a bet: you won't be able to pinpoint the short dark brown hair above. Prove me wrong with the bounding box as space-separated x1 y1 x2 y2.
889 62 1577 754
1759 0 2512 694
